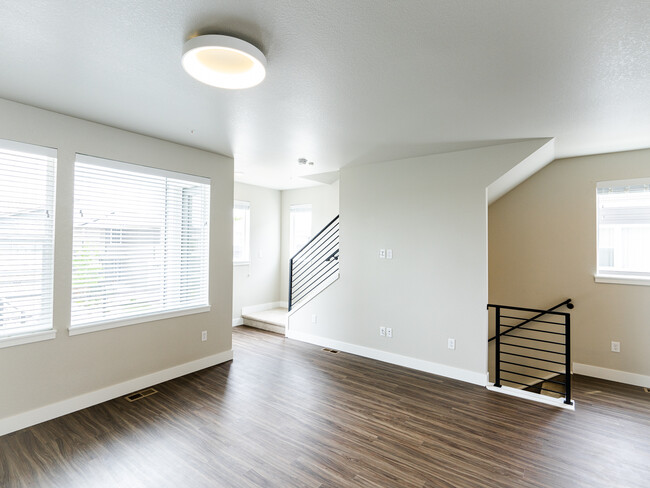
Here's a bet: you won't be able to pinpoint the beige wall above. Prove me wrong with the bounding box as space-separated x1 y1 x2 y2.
489 148 650 381
288 141 551 383
280 181 339 302
232 183 281 320
0 98 233 421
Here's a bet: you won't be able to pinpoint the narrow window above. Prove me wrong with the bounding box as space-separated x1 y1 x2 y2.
290 204 312 256
71 154 210 330
597 178 650 280
0 139 56 341
233 201 250 264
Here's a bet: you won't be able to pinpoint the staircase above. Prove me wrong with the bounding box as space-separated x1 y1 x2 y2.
289 215 339 312
487 299 575 409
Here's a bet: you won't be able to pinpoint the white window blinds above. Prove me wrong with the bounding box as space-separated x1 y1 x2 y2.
0 139 56 338
71 154 210 328
233 201 250 263
597 178 650 277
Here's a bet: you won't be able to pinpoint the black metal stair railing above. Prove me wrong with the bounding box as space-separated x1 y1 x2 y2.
289 215 339 312
487 300 574 406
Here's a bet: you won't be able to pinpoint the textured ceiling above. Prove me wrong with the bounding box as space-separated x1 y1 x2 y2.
0 1 649 189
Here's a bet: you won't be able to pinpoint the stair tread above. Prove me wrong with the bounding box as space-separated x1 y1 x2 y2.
242 307 288 327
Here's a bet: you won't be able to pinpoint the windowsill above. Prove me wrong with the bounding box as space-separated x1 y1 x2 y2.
594 274 650 287
68 305 211 336
233 261 250 266
0 329 57 349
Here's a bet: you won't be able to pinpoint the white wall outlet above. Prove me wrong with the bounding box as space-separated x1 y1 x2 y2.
201 330 207 342
311 314 317 324
386 327 393 338
380 326 386 336
386 249 393 259
448 338 456 350
611 341 620 353
379 249 386 259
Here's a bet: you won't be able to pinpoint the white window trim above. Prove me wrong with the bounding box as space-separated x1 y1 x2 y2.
594 274 650 287
0 329 56 349
69 305 211 336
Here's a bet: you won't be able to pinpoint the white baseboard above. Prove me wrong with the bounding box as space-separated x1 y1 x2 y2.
232 318 244 327
486 384 575 411
241 301 286 316
0 349 233 437
573 362 650 388
286 329 486 386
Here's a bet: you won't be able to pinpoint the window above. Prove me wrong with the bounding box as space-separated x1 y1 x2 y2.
233 201 250 264
71 154 210 332
290 204 312 256
596 178 650 284
0 139 56 344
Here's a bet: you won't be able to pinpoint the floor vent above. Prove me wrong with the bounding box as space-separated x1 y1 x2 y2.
322 348 339 354
125 388 158 402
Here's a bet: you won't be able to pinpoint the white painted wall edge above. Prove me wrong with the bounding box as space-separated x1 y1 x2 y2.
0 349 233 437
232 318 244 327
287 329 486 386
241 301 287 316
573 362 650 388
486 384 575 411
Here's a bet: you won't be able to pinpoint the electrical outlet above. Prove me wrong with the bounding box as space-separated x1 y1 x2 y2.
386 249 393 259
311 314 317 324
379 249 386 259
386 327 393 338
448 338 456 350
611 341 620 353
380 326 386 336
201 330 207 342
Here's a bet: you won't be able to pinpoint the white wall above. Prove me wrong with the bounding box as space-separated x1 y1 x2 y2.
232 183 281 321
280 181 339 302
0 98 233 428
288 141 552 384
489 148 650 386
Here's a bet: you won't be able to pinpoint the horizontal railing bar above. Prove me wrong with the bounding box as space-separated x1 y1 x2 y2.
499 315 567 326
499 369 567 386
500 351 566 366
488 302 570 316
539 385 567 394
291 230 339 275
292 250 337 290
292 264 340 302
500 342 566 355
499 378 532 388
497 334 566 346
292 239 339 283
501 327 566 336
292 267 339 306
499 360 565 376
292 259 338 296
291 215 339 260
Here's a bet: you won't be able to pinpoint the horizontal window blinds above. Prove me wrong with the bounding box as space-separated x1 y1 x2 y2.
71 155 210 328
0 139 56 338
597 180 650 225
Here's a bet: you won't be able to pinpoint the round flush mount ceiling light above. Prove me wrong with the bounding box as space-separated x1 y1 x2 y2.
182 35 266 89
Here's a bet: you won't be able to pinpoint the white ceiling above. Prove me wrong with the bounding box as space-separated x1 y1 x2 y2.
1 1 649 189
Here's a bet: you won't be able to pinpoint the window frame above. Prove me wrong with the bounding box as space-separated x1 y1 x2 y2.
289 203 313 257
69 153 211 335
595 177 650 287
0 138 57 348
233 200 250 265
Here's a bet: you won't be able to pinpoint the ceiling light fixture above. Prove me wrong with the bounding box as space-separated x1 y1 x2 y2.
182 35 267 89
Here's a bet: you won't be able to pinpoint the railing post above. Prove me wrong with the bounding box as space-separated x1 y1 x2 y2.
564 313 573 405
288 257 294 312
494 306 501 388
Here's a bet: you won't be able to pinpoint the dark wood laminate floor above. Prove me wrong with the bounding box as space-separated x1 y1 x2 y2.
1 326 649 488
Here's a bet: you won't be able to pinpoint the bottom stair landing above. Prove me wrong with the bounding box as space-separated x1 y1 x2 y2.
242 307 287 335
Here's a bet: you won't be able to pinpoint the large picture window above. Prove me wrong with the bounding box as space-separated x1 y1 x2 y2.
71 154 210 331
597 178 650 283
289 204 312 256
0 139 56 343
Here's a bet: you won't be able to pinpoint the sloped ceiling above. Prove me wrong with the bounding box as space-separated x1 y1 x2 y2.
0 1 649 189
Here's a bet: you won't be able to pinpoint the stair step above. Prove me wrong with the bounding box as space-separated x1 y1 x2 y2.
242 307 287 335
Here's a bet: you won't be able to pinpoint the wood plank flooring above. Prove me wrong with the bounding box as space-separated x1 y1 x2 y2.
1 326 649 487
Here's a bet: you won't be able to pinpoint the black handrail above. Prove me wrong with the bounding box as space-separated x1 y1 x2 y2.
487 299 573 342
289 215 340 312
488 301 574 406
